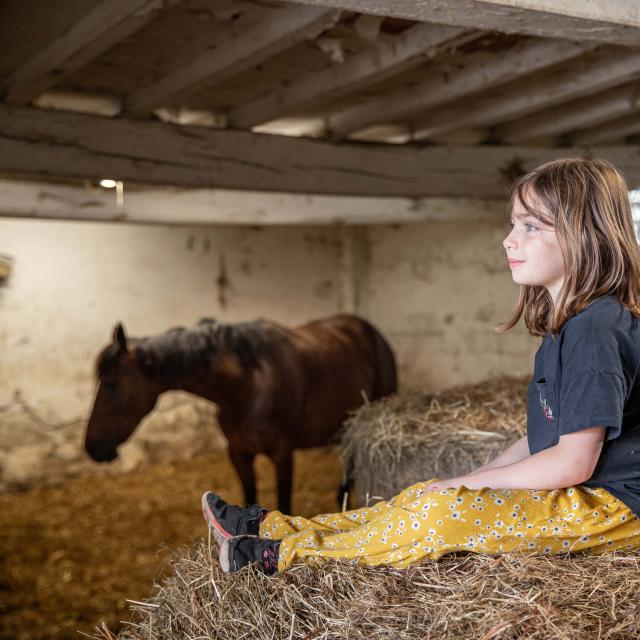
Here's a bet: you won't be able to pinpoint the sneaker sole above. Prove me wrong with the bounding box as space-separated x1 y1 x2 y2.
201 492 232 547
219 538 231 572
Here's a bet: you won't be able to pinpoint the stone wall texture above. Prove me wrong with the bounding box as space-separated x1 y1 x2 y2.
0 212 538 490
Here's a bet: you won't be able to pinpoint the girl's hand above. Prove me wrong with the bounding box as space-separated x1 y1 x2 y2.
426 477 466 491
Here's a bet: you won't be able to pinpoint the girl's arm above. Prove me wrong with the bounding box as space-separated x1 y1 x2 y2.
471 435 530 473
429 426 605 491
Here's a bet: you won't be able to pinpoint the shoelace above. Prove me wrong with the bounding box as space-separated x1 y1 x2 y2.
261 545 279 574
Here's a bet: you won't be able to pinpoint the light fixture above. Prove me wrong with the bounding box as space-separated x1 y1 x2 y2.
98 178 125 208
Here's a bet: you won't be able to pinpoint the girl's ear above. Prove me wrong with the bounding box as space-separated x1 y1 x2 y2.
113 323 127 352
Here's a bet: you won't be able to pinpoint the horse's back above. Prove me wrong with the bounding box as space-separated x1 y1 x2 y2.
272 314 396 446
292 314 396 393
312 314 395 387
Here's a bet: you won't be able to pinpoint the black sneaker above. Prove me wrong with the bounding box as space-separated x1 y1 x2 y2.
201 492 269 546
219 535 281 575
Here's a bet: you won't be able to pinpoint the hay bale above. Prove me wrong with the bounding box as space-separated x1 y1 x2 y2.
100 374 640 639
339 375 528 506
102 538 640 640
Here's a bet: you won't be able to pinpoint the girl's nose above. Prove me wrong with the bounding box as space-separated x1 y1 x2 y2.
503 228 517 251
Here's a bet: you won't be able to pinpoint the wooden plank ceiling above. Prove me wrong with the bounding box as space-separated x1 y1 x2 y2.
0 0 639 199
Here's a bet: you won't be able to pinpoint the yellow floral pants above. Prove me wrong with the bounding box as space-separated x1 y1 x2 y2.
259 479 640 572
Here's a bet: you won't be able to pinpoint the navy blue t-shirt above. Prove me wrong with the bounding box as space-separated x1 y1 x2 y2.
528 294 640 516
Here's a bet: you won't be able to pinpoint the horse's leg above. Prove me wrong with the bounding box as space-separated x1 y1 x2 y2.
228 446 257 506
271 445 294 514
337 453 354 510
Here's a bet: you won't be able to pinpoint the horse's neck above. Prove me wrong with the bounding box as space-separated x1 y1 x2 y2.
144 334 250 405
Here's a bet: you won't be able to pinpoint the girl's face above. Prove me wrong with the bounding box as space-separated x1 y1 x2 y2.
503 190 565 303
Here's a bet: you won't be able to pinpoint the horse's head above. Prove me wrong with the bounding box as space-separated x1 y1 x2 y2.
85 323 161 462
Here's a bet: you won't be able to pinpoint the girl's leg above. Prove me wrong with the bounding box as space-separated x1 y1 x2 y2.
259 478 449 539
259 500 393 539
273 479 457 570
273 481 640 572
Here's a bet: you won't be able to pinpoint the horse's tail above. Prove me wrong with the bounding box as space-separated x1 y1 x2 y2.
338 318 396 510
366 320 398 399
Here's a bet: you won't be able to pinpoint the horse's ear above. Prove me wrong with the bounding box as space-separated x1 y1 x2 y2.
113 323 127 352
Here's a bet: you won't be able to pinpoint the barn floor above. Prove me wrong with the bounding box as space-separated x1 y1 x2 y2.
0 448 343 640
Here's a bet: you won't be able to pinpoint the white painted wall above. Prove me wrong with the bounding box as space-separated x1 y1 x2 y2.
360 220 539 391
0 210 539 489
0 219 344 488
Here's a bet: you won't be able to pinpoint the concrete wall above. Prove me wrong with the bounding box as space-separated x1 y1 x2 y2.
0 219 345 489
359 221 539 391
0 211 539 490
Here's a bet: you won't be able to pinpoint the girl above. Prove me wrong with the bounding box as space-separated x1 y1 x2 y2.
202 157 640 574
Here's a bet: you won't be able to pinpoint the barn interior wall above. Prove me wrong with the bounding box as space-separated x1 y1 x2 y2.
357 219 539 391
0 210 538 490
0 218 345 490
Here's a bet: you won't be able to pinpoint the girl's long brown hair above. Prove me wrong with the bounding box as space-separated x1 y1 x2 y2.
495 157 640 337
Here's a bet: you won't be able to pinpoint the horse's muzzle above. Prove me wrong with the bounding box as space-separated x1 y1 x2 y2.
85 444 118 462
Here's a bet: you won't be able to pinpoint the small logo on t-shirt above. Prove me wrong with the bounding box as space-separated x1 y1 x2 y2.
539 394 554 421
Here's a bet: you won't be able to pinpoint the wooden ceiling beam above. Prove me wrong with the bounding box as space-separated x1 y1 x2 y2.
1 0 167 105
571 112 640 146
1 104 640 197
281 0 640 46
494 84 640 143
125 5 340 115
0 179 506 225
412 50 640 141
227 23 471 129
328 38 595 140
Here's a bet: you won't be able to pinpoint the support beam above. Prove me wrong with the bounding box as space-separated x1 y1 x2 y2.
125 6 340 114
227 23 470 129
494 84 640 143
1 105 639 197
412 50 640 141
571 113 640 146
0 179 506 225
328 38 595 140
281 0 640 47
2 0 168 105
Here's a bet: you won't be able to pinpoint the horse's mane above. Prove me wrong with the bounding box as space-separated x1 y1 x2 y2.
96 318 282 378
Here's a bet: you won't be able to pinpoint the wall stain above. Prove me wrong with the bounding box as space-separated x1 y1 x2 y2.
410 262 433 283
303 233 340 249
313 279 334 298
216 252 230 309
475 304 495 323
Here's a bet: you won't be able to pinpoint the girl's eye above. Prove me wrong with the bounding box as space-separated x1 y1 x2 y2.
508 222 538 232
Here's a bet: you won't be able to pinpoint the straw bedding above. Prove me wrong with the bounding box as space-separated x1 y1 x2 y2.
99 374 640 639
339 375 528 506
104 539 640 640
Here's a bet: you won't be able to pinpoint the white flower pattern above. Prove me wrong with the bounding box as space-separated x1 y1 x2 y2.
258 481 640 571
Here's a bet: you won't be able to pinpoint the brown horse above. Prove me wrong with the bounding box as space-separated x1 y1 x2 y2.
84 314 397 512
